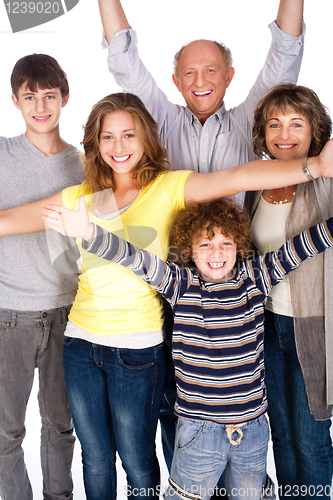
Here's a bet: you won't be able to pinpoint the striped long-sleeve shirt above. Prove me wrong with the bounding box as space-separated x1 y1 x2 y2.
82 217 333 424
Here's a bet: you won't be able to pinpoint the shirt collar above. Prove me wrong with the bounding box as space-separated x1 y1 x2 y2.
185 103 226 127
197 265 244 291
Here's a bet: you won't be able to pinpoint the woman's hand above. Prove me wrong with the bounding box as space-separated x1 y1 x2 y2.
40 195 95 241
317 138 333 178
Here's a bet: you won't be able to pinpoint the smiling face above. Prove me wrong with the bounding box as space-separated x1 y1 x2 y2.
99 111 145 179
172 40 235 125
191 226 237 283
265 109 312 161
12 83 68 138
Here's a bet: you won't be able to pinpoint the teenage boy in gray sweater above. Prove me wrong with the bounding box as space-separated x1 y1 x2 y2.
0 54 83 500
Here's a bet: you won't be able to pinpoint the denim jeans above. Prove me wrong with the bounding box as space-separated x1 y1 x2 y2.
164 414 273 500
63 337 167 500
0 307 75 500
264 310 333 500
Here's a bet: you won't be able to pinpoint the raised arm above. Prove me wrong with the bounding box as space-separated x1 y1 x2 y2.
276 0 303 37
99 0 130 44
184 139 333 203
0 192 63 236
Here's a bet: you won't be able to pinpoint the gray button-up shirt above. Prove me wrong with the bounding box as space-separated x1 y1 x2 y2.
104 22 304 205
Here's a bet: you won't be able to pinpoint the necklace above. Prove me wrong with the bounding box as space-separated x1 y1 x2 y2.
269 192 295 205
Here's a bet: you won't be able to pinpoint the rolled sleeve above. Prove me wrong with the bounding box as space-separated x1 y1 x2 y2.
102 28 134 55
269 20 305 56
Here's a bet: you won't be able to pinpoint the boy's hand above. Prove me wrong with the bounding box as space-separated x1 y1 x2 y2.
41 195 94 241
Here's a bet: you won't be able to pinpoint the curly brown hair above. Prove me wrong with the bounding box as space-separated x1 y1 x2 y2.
253 84 332 159
168 198 252 266
82 93 170 193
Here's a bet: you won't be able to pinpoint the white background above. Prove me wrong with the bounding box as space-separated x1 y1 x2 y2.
0 0 332 498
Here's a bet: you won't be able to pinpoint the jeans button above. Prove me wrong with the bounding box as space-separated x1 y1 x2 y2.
41 312 47 318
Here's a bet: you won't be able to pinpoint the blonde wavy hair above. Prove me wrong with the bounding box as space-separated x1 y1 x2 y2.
82 93 170 193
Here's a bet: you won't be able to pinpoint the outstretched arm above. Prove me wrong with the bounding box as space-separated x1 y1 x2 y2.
0 192 63 236
41 196 190 306
184 139 333 204
99 0 130 44
254 216 333 297
276 0 303 37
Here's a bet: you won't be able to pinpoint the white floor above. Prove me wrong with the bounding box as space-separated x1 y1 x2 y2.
24 374 333 500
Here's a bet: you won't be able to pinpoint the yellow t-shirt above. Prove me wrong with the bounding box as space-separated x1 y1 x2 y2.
62 170 191 336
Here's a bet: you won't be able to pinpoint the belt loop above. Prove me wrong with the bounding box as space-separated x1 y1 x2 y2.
9 310 17 328
61 306 70 324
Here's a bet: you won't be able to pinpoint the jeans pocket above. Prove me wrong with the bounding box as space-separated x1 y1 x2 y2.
258 413 268 427
117 344 159 370
256 414 270 442
176 418 205 450
63 335 75 346
275 314 295 345
0 324 8 341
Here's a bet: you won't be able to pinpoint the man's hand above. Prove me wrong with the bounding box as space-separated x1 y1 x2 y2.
41 195 95 242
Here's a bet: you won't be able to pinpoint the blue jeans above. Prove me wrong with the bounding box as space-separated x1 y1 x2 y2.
264 310 333 500
0 307 75 500
63 337 167 500
165 414 273 500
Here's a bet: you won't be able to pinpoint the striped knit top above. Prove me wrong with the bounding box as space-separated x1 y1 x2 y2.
82 217 333 424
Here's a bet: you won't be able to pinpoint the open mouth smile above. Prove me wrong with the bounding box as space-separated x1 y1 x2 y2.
275 144 296 149
33 115 51 122
208 262 225 269
193 90 212 97
111 155 131 162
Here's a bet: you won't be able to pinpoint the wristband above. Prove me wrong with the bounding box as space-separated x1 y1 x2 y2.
303 157 314 181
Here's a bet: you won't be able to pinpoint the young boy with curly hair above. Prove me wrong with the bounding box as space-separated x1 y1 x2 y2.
41 195 333 500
